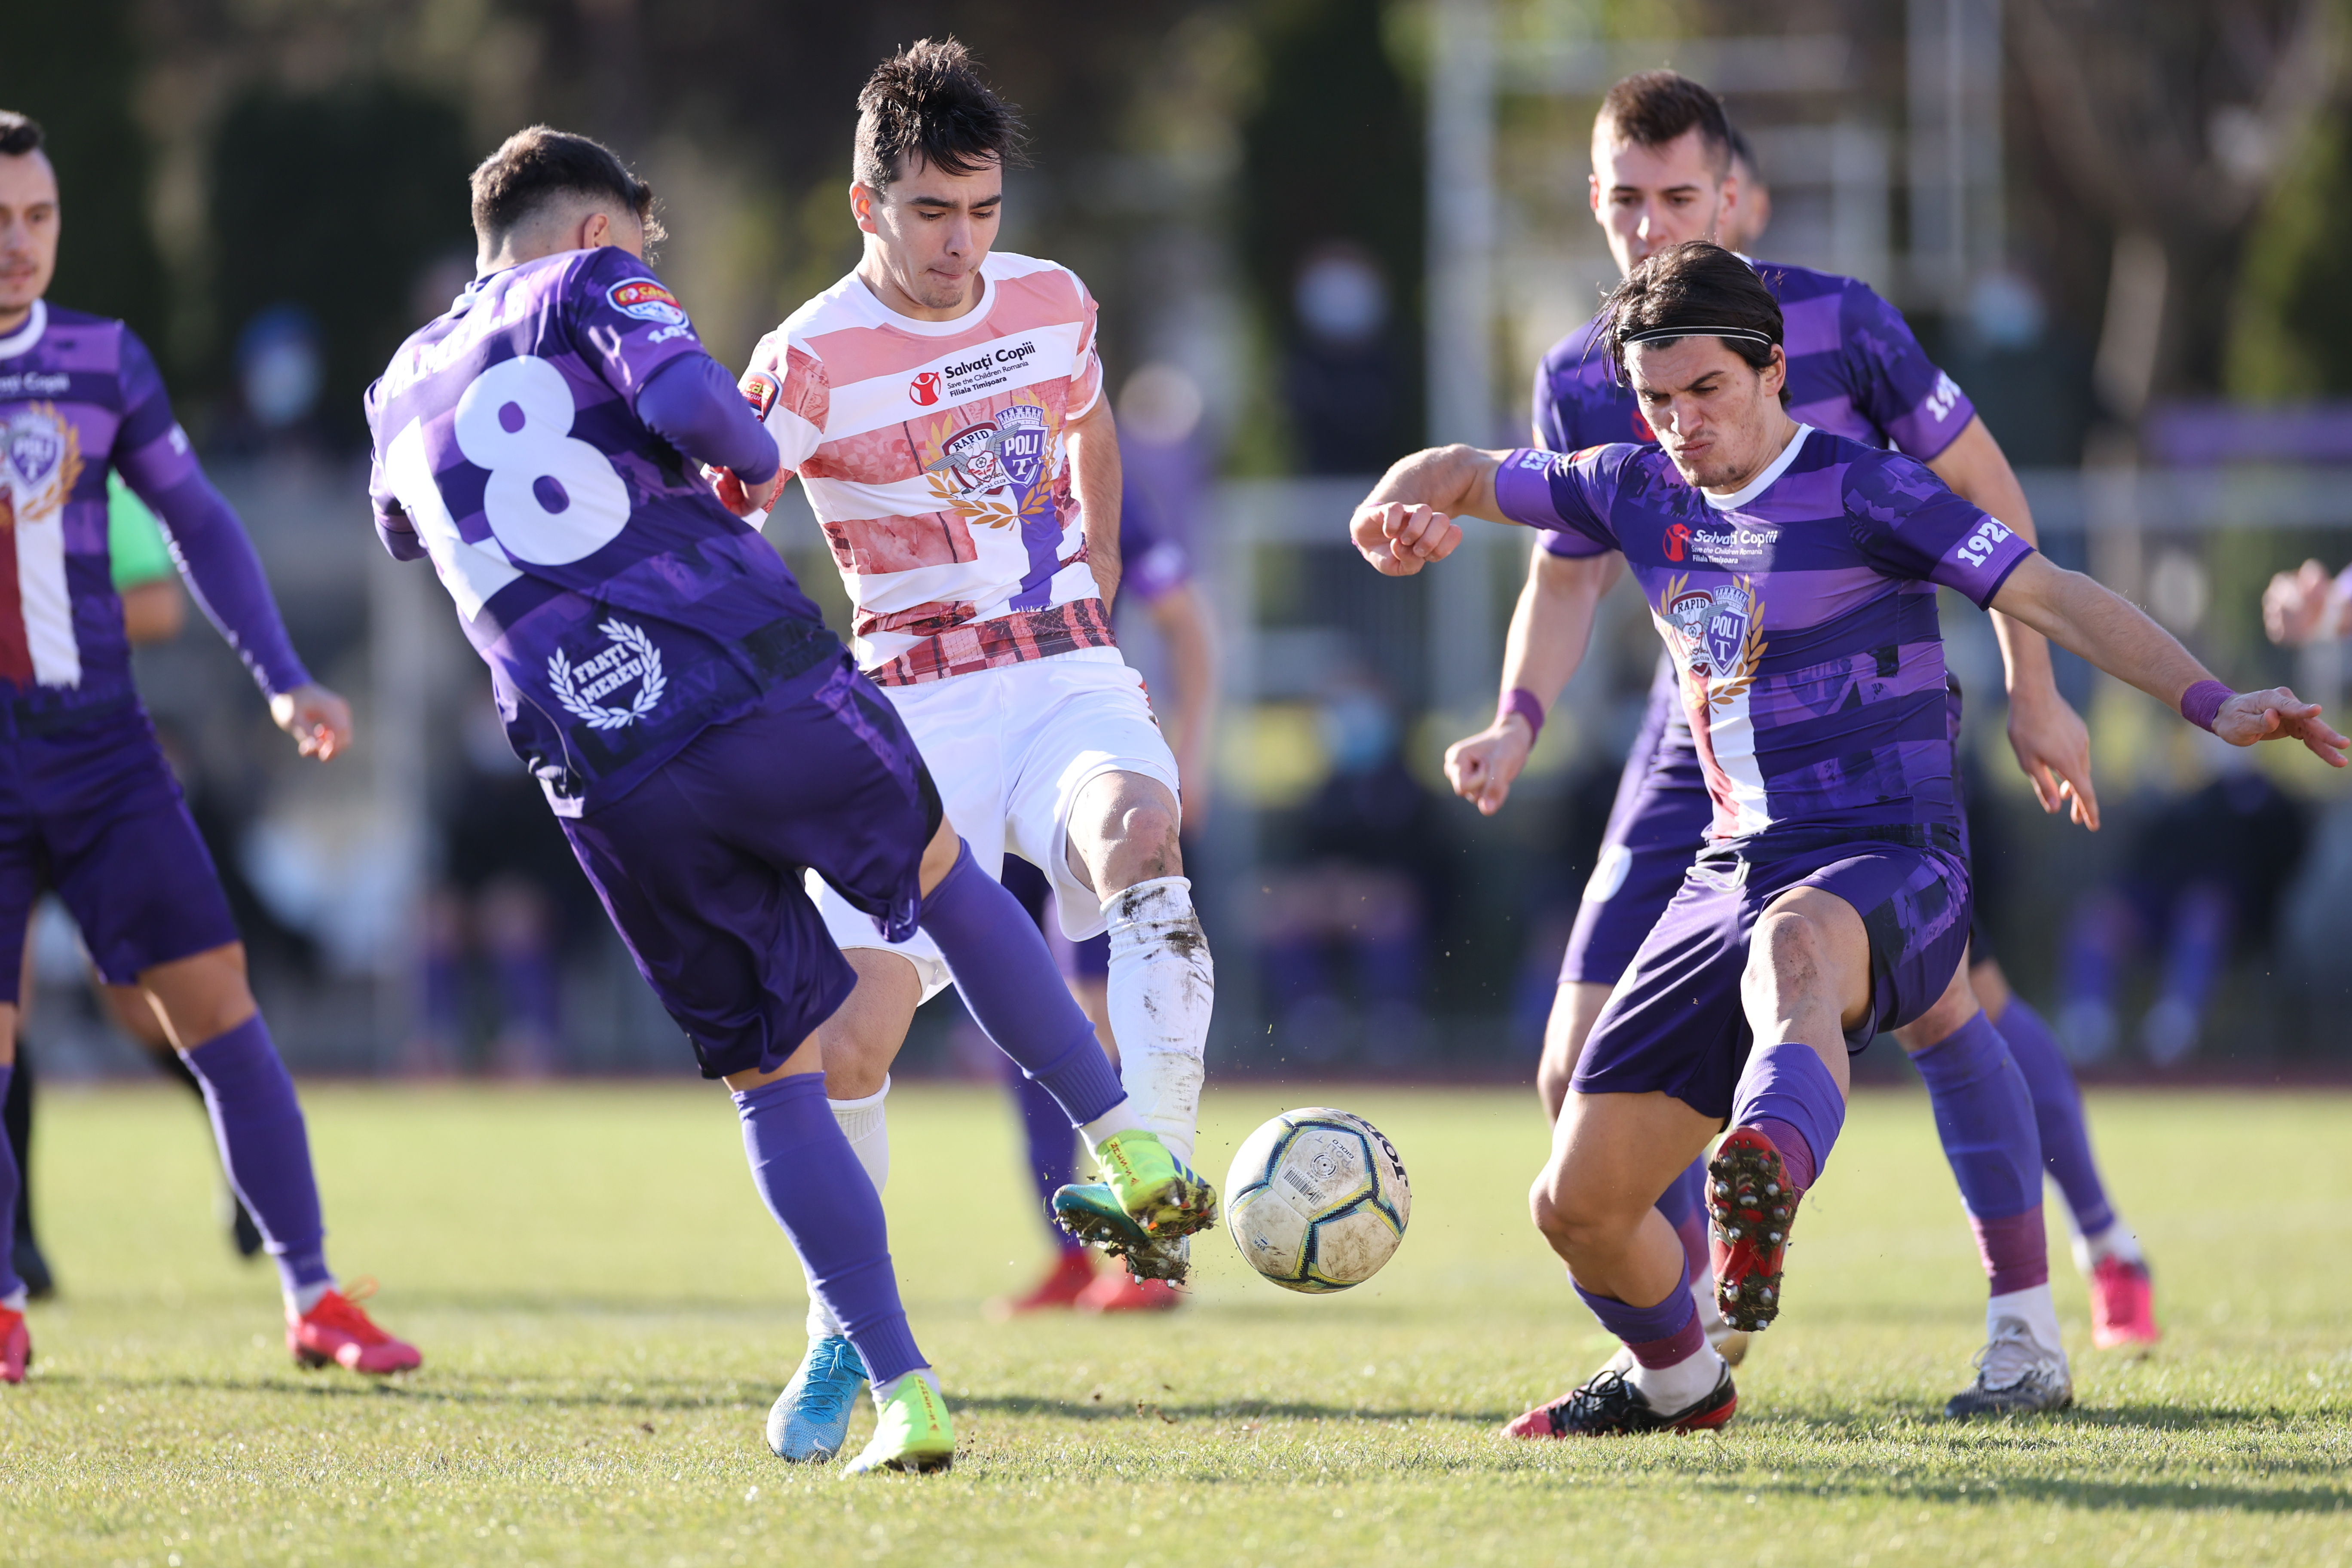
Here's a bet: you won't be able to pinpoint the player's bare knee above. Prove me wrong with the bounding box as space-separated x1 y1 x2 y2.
1743 909 1826 1007
1527 1166 1616 1254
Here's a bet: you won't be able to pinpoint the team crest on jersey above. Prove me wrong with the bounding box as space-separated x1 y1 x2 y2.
1660 573 1766 708
606 279 686 327
740 371 780 420
0 405 83 527
548 617 667 731
918 403 1058 532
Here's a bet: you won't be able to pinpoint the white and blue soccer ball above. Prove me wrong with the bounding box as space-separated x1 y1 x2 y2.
1223 1107 1411 1293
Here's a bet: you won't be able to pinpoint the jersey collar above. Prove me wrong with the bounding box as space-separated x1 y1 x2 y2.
0 299 49 362
1703 423 1813 511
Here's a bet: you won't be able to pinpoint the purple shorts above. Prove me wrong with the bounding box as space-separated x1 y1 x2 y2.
1563 665 2000 987
559 656 943 1080
1571 831 1973 1121
0 700 238 996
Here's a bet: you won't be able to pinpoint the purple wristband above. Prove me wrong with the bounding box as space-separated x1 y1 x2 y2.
2180 679 2233 733
1499 687 1546 741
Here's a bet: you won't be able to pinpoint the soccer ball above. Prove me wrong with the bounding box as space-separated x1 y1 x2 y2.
1223 1107 1411 1293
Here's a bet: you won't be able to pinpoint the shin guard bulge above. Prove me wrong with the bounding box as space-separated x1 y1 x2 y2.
1910 1013 2049 1294
737 1074 924 1388
1101 876 1212 1169
917 843 1129 1129
183 1017 331 1302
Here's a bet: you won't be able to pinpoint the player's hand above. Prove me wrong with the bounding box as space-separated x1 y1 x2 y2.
1349 502 1460 577
2214 686 2351 766
2004 678 2099 830
707 464 785 518
1445 717 1533 815
270 682 352 762
2262 559 2341 646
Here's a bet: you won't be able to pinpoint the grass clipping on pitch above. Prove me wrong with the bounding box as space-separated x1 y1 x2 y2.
2 1081 2348 1566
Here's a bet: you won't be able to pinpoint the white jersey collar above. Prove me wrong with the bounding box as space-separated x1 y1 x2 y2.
1703 423 1813 511
0 299 49 363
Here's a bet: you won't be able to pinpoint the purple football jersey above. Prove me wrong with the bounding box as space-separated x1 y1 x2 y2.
1531 259 1975 463
1494 428 2032 847
0 301 308 714
365 248 833 812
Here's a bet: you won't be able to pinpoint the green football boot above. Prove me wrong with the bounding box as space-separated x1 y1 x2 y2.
840 1375 956 1476
1052 1130 1218 1270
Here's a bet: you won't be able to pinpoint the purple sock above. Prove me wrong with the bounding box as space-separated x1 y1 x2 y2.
0 1065 21 1300
1574 1279 1704 1369
183 1017 330 1297
1991 994 2116 1237
1909 1011 2049 1291
1654 1158 1709 1287
1730 1041 1845 1191
917 841 1126 1128
1007 1056 1084 1247
735 1073 925 1383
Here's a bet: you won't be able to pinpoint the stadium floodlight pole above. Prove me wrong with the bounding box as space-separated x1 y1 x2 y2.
1424 0 1499 711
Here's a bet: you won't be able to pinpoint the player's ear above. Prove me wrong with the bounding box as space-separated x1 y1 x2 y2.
1586 170 1602 218
851 182 878 234
580 210 610 251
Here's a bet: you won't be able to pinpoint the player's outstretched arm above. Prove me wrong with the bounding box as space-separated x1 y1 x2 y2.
1991 554 2351 766
1347 444 1512 576
2263 559 2351 646
1928 417 2098 829
1447 546 1621 816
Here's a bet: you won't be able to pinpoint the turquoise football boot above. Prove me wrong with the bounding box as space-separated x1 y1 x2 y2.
766 1335 867 1461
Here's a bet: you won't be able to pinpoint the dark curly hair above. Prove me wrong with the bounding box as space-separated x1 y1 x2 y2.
854 37 1029 194
1595 240 1786 404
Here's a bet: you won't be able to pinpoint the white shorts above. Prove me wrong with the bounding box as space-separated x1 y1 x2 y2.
808 650 1179 1003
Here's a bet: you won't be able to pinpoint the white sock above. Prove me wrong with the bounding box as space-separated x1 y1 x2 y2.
807 1079 892 1340
2071 1219 2144 1274
1080 1102 1147 1157
288 1280 334 1316
1 1285 25 1314
1100 876 1212 1170
1625 1343 1724 1412
1988 1283 2064 1353
873 1366 941 1408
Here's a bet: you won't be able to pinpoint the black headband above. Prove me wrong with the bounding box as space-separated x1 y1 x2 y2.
1619 325 1777 347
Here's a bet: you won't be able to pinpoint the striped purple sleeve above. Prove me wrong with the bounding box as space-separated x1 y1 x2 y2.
112 335 311 696
1844 450 2034 609
1494 447 1614 559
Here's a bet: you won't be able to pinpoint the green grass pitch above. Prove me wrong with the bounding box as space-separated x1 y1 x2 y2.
2 1080 2349 1566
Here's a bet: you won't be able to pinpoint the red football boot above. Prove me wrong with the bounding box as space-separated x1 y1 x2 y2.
986 1250 1098 1319
2088 1256 2160 1350
1708 1126 1803 1333
1501 1365 1737 1438
1075 1269 1183 1315
288 1280 421 1374
0 1305 27 1384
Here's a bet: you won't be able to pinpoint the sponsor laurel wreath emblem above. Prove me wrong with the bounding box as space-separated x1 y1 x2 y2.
548 618 666 731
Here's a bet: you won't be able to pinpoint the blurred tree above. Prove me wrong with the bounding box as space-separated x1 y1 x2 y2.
205 82 475 450
2010 0 2344 410
0 0 166 343
2228 98 2352 398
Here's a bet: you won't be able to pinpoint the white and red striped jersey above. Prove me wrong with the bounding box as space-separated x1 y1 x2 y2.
739 252 1110 686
